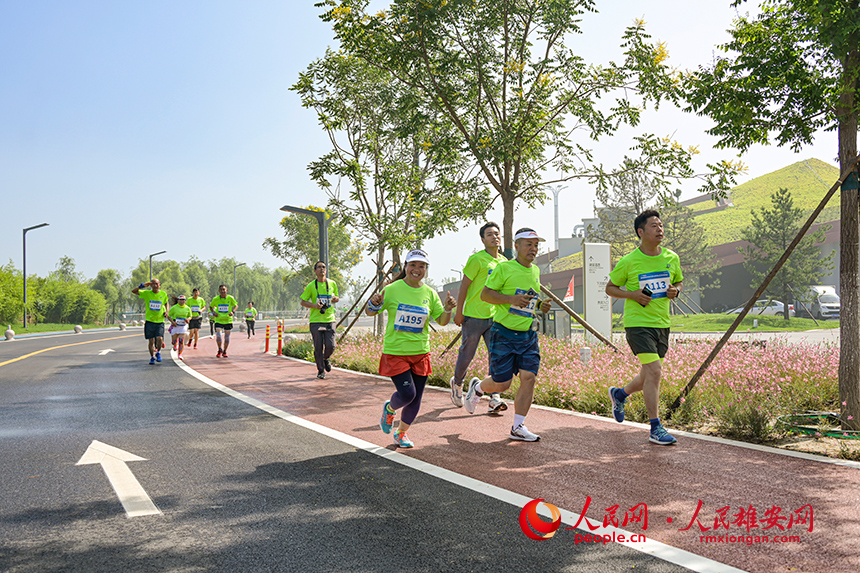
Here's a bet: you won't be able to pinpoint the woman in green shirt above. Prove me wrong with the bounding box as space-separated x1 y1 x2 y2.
366 249 456 448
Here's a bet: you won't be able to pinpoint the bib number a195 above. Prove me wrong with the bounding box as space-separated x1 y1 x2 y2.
394 303 428 333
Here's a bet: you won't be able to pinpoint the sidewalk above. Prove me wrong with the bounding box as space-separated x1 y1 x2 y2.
181 335 860 573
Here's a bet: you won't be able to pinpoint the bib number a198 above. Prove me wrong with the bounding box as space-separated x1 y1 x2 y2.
509 288 537 317
638 271 671 298
394 303 428 333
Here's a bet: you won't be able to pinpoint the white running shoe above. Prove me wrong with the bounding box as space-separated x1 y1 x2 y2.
510 423 540 442
464 377 483 414
488 394 507 414
449 376 464 408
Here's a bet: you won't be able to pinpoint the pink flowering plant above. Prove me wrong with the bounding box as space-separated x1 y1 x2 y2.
319 331 839 441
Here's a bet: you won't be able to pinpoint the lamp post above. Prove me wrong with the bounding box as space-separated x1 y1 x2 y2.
544 184 567 252
148 250 166 282
23 223 49 328
280 205 334 268
233 262 246 302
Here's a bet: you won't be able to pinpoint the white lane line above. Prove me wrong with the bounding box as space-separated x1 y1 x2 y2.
174 354 745 573
76 440 161 518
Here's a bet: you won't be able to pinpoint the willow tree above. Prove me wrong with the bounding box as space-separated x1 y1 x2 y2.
684 0 859 428
318 0 740 256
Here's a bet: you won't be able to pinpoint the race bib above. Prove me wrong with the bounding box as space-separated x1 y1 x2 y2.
509 288 537 317
175 317 186 326
638 271 671 298
245 310 255 318
218 304 230 313
317 294 332 307
394 303 428 333
148 300 162 312
190 305 200 314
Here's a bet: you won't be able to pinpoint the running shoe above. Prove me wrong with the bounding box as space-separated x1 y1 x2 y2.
149 357 156 365
172 342 177 351
155 351 162 363
217 350 222 358
193 345 197 349
380 401 395 434
317 371 326 379
221 353 228 358
488 394 508 414
464 377 482 414
510 424 540 442
393 432 414 448
449 376 464 408
649 425 677 445
608 387 626 423
324 359 332 372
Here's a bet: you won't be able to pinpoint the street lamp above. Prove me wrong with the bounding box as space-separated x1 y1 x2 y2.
233 262 246 302
23 223 49 328
148 250 166 281
544 184 568 252
280 205 334 268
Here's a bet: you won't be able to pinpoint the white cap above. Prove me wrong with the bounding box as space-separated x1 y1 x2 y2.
513 229 546 242
404 249 430 264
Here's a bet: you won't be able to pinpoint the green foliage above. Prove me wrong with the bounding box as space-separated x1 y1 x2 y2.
30 276 106 324
740 187 835 316
716 403 783 443
282 338 315 362
0 261 23 324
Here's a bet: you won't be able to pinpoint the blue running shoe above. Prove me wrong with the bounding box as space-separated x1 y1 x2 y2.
155 351 162 363
649 424 677 445
608 387 625 423
393 431 414 448
379 401 395 434
149 357 156 365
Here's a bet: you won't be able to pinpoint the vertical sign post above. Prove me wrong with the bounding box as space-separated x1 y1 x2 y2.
583 243 612 344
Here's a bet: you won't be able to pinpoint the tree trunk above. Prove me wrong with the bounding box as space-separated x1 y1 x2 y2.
375 243 385 337
501 188 515 260
838 48 859 431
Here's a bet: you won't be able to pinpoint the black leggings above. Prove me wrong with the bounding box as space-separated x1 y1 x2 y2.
246 320 255 336
389 370 428 426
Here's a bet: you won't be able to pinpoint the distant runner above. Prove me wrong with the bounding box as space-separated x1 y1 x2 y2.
185 287 206 349
210 285 238 358
300 261 340 379
245 302 258 339
132 279 170 365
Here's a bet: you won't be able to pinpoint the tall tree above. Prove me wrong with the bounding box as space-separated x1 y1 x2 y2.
684 0 859 427
740 187 835 318
90 269 123 319
320 0 740 256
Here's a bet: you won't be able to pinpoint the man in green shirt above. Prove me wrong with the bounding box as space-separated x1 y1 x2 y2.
185 287 206 349
210 284 238 358
300 261 340 379
132 278 170 365
606 209 683 446
450 222 507 413
463 228 552 442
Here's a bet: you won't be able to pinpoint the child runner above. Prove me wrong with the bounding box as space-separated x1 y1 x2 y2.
168 295 192 359
366 249 456 448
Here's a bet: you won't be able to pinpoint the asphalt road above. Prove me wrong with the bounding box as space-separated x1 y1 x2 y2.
0 330 694 573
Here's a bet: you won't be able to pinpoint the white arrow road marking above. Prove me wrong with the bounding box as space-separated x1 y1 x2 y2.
76 440 161 517
97 349 115 355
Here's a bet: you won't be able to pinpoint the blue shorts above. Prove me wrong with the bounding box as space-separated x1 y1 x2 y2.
488 322 540 382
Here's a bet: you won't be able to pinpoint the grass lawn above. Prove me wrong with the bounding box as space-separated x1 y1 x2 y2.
4 323 112 334
595 313 839 332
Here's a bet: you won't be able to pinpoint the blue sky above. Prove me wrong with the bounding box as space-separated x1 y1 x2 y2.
0 1 836 289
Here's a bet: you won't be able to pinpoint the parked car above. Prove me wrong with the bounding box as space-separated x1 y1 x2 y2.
726 299 795 317
794 285 840 320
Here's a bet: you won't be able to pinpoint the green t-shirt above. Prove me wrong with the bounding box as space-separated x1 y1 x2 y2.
380 279 444 356
186 297 206 317
210 295 238 324
462 250 506 319
301 279 339 323
138 289 169 323
608 246 683 329
168 304 192 326
486 258 541 332
244 307 258 320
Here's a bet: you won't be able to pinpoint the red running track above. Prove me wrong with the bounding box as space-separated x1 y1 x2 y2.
180 335 860 573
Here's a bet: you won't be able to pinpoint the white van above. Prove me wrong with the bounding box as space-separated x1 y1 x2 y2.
795 286 840 320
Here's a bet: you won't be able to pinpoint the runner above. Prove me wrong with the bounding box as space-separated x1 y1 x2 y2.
606 209 683 445
185 287 206 349
245 302 258 339
450 221 507 413
366 249 456 448
463 229 552 442
168 295 192 359
131 279 170 365
210 284 238 358
300 261 340 379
